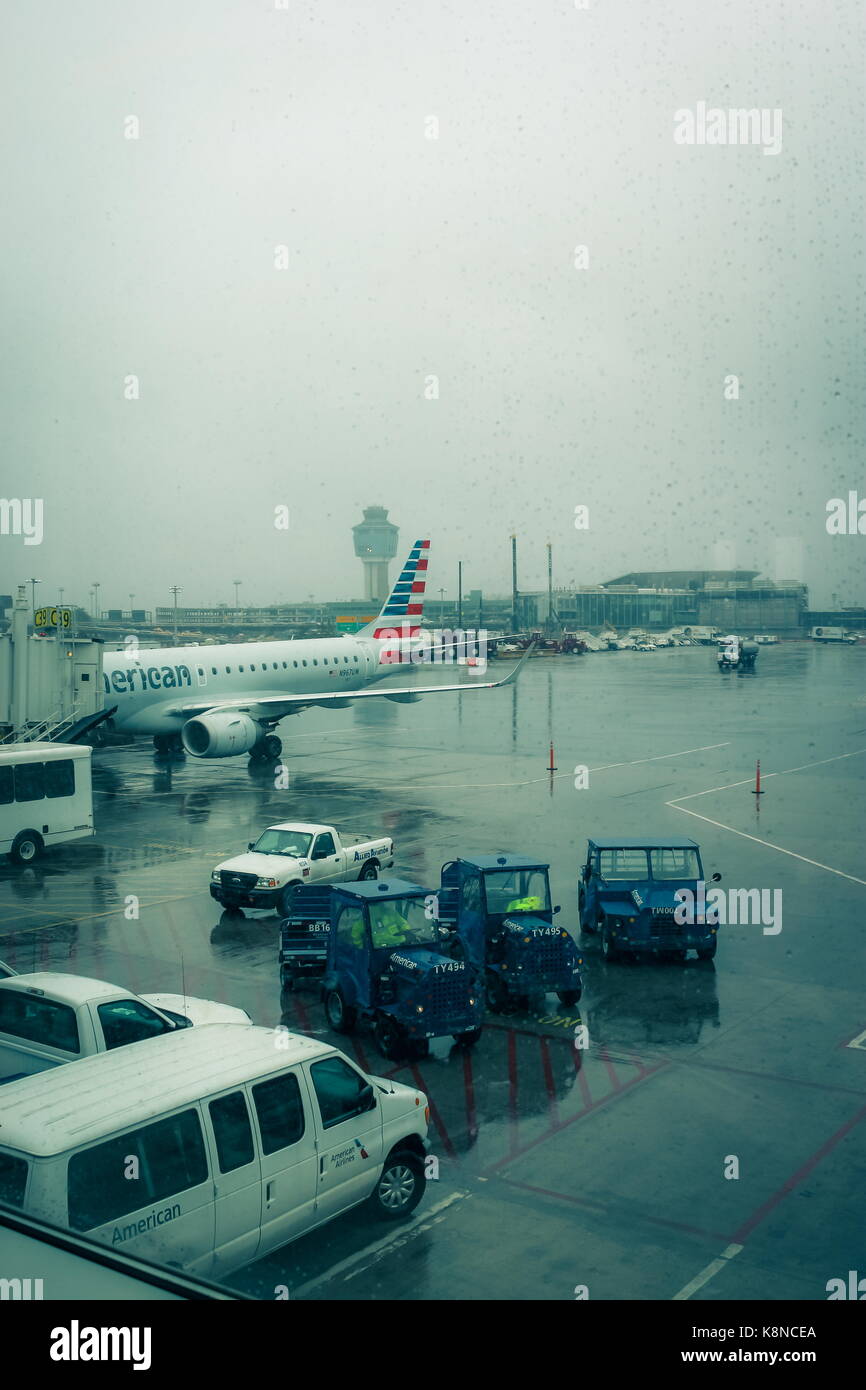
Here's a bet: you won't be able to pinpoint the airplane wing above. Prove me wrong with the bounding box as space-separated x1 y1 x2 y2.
160 645 535 722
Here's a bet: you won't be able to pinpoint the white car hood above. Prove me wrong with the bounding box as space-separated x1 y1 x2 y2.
142 994 251 1026
216 852 302 878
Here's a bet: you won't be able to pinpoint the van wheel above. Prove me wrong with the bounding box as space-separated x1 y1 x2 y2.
358 861 378 881
325 989 356 1033
9 831 43 864
371 1150 425 1221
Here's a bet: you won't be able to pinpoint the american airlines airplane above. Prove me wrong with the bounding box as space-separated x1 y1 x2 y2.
100 540 530 761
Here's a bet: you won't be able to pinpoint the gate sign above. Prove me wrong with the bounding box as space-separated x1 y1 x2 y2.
35 606 73 629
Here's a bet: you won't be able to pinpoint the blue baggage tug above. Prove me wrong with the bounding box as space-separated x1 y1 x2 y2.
578 837 721 961
280 879 484 1059
437 854 583 1012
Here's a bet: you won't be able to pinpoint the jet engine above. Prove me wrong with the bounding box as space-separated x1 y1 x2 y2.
182 711 260 758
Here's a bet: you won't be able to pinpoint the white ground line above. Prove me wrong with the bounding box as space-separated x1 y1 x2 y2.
672 1243 744 1301
665 747 866 887
289 1190 466 1298
668 803 866 887
668 747 866 803
846 1029 866 1051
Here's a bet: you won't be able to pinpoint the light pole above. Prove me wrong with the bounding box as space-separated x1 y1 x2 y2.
457 561 463 629
170 586 182 646
92 581 100 621
233 580 242 612
438 588 446 625
29 577 39 616
129 592 135 616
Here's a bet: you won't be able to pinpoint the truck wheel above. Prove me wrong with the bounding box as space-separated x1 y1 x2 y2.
485 971 510 1013
9 830 43 865
277 883 301 916
453 1027 482 1047
325 989 356 1033
697 939 718 961
358 861 378 881
370 1149 425 1221
374 1014 406 1059
601 930 620 962
279 965 295 992
557 988 581 1006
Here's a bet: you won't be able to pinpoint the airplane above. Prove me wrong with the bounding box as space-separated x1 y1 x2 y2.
99 540 532 761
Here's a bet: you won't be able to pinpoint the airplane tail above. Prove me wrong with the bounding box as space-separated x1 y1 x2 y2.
356 540 430 641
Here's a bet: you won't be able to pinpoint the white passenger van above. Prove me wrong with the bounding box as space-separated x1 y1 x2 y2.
0 742 94 863
0 1024 429 1280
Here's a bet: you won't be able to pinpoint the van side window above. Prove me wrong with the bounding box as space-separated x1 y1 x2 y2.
0 1152 28 1208
310 1057 375 1129
67 1110 208 1231
209 1091 255 1172
97 999 174 1050
252 1073 305 1154
0 766 12 803
44 759 75 798
0 991 79 1053
14 762 44 802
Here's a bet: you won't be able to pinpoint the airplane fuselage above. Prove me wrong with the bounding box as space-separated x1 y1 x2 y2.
102 635 381 733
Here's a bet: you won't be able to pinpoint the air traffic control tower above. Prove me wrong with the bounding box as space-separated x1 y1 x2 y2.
352 506 399 604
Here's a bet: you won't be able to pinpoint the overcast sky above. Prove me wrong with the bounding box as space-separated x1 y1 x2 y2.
2 1 864 611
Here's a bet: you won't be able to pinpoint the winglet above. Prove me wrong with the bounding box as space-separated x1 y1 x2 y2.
493 641 536 686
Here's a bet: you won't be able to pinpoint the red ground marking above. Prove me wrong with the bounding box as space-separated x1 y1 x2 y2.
507 1030 519 1156
539 1037 560 1127
501 1178 730 1244
482 1059 670 1176
463 1049 478 1143
575 1055 593 1111
731 1099 866 1245
349 1036 373 1075
410 1062 456 1160
599 1048 622 1092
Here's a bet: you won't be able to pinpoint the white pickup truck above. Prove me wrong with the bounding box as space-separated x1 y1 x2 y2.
0 973 250 1083
210 821 396 916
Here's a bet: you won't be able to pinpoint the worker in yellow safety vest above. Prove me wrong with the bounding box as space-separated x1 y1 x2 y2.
505 895 543 912
369 902 410 949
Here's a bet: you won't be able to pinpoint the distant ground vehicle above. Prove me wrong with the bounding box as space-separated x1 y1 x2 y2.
635 641 657 652
437 854 583 1011
210 822 395 915
753 634 780 645
810 626 858 644
0 1024 430 1278
285 879 484 1059
0 743 94 864
0 973 250 1082
717 636 758 670
578 838 720 961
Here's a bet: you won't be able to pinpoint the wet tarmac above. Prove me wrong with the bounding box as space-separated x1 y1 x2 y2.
2 641 865 1301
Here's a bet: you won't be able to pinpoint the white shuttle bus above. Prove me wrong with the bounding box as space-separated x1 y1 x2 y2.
0 742 94 863
0 1024 430 1282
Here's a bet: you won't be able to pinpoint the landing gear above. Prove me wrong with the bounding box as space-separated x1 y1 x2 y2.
250 733 282 763
153 733 185 757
